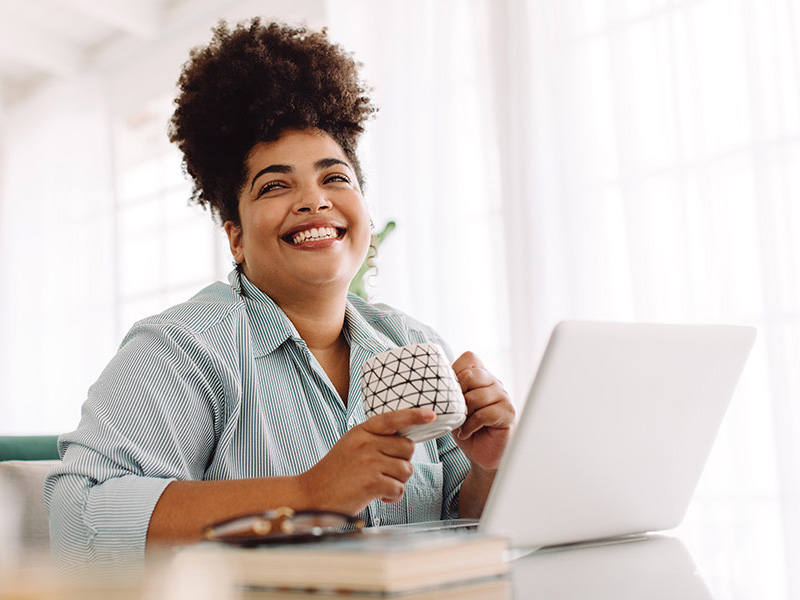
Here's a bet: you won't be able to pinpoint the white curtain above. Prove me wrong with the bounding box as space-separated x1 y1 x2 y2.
329 0 799 596
506 2 798 595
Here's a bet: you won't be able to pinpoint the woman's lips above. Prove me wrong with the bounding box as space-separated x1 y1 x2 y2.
288 226 342 245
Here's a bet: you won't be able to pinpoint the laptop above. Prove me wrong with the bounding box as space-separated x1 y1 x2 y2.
380 320 756 550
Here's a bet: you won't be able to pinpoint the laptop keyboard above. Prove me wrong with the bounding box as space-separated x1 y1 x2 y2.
370 518 480 533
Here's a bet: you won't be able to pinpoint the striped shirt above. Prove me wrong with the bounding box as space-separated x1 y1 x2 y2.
44 270 471 566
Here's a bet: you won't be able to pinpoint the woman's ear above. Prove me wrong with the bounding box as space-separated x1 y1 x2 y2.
224 221 245 265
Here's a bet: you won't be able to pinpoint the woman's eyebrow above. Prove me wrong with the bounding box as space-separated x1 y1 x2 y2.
315 157 351 171
250 164 292 190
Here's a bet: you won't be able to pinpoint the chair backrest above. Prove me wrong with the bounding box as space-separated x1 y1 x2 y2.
0 460 59 556
0 435 59 461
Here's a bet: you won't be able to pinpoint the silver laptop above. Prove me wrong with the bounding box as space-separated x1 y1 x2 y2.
381 320 756 550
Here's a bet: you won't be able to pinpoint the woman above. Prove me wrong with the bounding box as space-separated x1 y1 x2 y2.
45 19 514 566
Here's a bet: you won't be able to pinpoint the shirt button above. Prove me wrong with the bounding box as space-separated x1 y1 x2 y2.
373 517 381 527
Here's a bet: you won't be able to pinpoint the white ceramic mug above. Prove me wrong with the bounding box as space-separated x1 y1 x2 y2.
360 343 467 442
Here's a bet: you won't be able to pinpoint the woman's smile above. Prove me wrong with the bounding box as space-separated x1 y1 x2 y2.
281 219 347 247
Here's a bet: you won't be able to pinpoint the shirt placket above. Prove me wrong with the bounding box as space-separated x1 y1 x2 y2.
287 338 349 438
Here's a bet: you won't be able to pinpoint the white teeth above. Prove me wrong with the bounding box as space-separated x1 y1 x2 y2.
291 226 339 244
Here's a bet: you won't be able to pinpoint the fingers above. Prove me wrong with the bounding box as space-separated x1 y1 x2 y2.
353 411 427 503
364 452 415 504
344 435 416 505
377 434 416 460
458 382 515 439
455 356 510 417
378 454 415 485
362 408 436 437
452 351 515 442
452 351 484 376
379 475 408 503
301 425 418 514
458 401 514 439
457 366 498 395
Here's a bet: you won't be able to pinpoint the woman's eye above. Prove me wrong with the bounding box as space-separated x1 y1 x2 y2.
324 174 351 184
258 181 285 195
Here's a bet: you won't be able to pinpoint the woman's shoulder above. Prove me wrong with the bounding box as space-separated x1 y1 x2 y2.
124 280 246 343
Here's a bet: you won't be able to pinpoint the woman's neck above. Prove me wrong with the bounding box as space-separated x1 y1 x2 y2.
282 298 347 351
276 290 352 404
241 266 349 350
268 281 349 352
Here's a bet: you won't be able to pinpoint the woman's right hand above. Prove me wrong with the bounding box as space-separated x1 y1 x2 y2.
298 408 436 515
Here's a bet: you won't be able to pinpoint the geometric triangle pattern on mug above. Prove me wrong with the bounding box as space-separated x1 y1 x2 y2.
360 343 467 418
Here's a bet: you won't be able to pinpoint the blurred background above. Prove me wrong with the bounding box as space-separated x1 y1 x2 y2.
0 0 797 596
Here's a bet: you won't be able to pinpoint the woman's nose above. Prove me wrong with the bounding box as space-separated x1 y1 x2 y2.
295 189 332 214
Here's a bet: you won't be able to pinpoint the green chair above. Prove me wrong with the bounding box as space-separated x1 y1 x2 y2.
0 435 60 462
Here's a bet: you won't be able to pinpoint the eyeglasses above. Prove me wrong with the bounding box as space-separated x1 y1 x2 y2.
203 507 365 546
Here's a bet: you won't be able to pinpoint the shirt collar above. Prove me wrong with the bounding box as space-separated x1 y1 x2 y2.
228 269 301 357
343 297 395 357
228 269 395 359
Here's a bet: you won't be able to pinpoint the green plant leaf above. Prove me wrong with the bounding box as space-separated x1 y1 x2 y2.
349 220 396 301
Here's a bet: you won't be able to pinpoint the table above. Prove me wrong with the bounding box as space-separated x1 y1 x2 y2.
0 528 792 599
512 535 716 599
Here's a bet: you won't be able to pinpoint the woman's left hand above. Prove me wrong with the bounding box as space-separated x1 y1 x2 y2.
451 352 515 470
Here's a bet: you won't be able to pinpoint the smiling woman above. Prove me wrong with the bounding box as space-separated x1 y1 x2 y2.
43 18 514 570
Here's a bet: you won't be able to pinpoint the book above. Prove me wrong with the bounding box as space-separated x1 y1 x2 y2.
239 576 511 599
172 530 510 595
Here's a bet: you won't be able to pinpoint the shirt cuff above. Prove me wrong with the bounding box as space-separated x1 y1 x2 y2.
84 474 174 563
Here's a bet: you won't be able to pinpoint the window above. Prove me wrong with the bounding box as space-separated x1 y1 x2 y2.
110 94 231 337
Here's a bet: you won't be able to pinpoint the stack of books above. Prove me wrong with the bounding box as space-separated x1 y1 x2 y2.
172 530 510 596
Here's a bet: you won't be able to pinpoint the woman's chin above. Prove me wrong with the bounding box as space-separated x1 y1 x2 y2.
288 269 358 293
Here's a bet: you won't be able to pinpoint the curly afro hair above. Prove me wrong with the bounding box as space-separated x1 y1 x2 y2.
169 18 376 226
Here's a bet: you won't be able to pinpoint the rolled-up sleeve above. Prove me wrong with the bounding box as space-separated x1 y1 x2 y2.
45 318 228 567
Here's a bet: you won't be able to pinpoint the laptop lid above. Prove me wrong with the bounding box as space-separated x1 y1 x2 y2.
478 320 756 549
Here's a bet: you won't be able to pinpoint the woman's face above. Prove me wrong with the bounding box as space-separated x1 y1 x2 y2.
225 129 371 302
